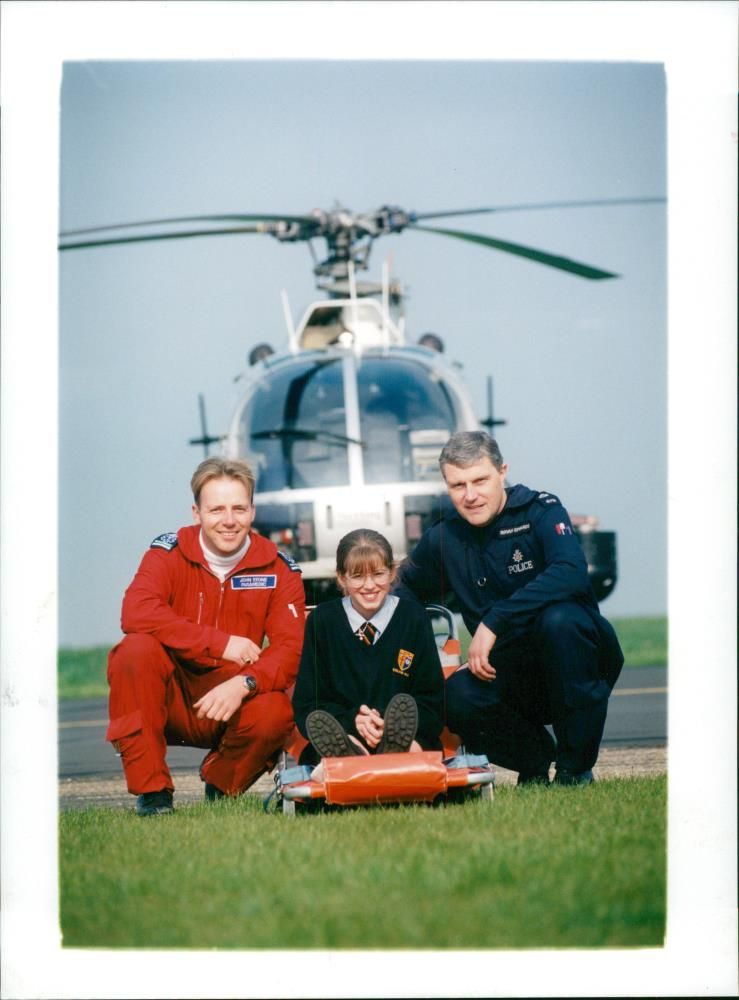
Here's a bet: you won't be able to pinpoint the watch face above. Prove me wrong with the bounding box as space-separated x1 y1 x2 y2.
243 675 257 693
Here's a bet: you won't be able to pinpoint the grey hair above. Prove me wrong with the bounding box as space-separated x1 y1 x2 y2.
439 431 504 472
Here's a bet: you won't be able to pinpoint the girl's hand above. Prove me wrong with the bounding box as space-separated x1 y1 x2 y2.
355 704 384 748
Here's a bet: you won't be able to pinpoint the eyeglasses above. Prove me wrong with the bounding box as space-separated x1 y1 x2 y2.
345 569 392 584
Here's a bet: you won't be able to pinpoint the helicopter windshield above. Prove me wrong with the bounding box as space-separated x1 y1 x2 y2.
239 357 350 491
237 352 461 492
358 357 457 484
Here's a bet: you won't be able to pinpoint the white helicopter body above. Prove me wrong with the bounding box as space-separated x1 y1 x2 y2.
223 269 481 599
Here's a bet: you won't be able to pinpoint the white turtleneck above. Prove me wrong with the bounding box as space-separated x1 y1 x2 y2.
199 531 250 581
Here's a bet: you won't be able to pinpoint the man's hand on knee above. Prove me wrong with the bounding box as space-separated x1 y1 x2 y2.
467 622 497 681
194 676 249 722
223 635 261 666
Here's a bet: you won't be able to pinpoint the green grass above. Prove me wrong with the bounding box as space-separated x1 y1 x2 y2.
610 616 668 667
457 615 666 668
59 776 666 950
57 616 666 700
58 646 111 699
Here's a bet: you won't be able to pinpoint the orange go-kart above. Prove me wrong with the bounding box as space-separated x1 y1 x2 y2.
268 605 495 815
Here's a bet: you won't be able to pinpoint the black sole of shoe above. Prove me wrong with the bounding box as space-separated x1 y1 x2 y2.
377 694 418 754
306 710 364 758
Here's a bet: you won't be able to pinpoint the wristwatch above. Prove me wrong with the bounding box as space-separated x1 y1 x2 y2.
242 674 257 696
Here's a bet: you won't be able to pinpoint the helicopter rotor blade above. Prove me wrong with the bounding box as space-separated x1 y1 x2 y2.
411 196 666 223
58 224 267 251
58 198 664 273
408 224 619 280
59 213 315 238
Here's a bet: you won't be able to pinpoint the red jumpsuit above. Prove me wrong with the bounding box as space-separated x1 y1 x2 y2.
106 525 305 796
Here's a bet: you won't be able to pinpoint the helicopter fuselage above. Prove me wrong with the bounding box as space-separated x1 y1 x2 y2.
221 277 616 605
223 293 480 600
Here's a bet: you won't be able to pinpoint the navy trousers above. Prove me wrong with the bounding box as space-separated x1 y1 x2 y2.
445 601 622 775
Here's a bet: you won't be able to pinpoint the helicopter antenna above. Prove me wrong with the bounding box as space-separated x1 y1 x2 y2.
188 393 222 456
480 376 507 435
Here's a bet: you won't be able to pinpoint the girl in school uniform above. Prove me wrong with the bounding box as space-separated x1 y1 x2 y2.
292 529 444 766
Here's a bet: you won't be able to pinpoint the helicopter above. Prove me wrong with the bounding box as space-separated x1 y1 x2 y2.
59 198 664 604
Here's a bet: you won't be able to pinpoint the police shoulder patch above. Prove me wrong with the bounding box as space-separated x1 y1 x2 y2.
536 492 560 506
150 532 178 551
278 551 302 573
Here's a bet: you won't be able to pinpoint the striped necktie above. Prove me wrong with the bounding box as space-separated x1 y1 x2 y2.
356 621 378 646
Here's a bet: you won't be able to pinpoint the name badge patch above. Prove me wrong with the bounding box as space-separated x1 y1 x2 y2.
231 574 277 590
497 522 531 538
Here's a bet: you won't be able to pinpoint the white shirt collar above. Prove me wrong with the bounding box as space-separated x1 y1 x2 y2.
342 594 399 641
199 531 250 581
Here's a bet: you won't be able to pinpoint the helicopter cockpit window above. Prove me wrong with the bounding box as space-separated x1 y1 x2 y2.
358 357 458 484
238 358 349 491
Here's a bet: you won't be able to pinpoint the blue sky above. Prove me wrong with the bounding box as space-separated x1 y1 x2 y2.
58 57 667 645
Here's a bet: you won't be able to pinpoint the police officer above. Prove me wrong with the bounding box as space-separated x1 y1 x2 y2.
394 431 623 785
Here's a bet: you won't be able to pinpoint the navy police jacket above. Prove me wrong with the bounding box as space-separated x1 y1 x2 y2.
395 484 603 643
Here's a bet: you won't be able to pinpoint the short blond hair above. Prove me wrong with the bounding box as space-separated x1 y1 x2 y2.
191 457 256 506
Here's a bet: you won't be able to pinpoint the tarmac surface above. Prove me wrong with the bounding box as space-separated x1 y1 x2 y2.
59 665 666 810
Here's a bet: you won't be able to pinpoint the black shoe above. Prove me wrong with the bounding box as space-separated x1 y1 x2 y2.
377 694 418 754
513 729 555 783
517 771 551 787
204 783 225 802
306 710 365 758
136 789 174 816
553 768 594 786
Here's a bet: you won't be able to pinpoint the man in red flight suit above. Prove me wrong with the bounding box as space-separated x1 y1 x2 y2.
106 457 306 816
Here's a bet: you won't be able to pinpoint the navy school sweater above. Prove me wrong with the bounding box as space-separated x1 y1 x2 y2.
292 597 444 752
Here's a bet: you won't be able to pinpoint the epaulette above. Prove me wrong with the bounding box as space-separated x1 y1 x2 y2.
150 532 179 551
536 491 561 507
277 550 302 572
